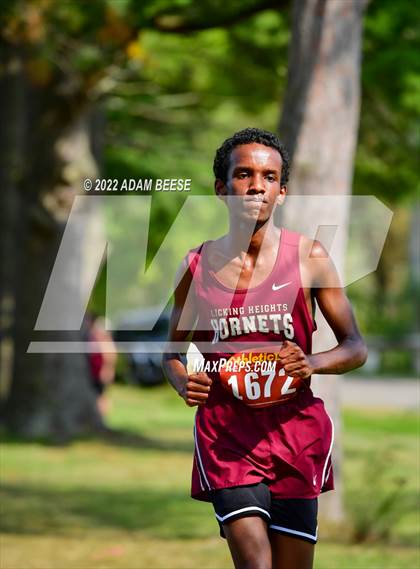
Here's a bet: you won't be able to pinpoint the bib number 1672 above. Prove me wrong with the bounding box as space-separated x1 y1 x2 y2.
227 369 295 401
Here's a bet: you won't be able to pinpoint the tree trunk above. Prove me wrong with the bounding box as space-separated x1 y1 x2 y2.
278 0 366 523
409 199 420 375
0 45 25 403
1 60 104 441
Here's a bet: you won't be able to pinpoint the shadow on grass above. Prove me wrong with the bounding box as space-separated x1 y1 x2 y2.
0 482 213 540
0 425 193 453
3 482 418 547
96 426 194 453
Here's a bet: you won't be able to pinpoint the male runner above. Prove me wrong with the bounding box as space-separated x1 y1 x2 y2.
162 128 367 569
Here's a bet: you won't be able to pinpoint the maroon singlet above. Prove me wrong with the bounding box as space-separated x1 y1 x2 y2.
186 228 334 501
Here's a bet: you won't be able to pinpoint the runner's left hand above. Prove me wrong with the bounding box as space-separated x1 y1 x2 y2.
278 340 314 380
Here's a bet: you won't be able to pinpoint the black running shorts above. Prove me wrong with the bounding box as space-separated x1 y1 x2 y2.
211 482 318 543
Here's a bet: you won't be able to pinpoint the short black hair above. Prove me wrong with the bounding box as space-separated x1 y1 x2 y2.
213 127 290 186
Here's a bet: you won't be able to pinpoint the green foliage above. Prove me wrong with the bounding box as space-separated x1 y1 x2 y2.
2 0 417 203
103 9 289 264
354 0 420 204
347 448 409 543
343 408 419 546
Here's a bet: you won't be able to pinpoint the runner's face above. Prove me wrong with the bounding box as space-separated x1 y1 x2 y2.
215 143 286 223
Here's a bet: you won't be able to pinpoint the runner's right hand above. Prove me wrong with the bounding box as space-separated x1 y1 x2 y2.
180 372 213 407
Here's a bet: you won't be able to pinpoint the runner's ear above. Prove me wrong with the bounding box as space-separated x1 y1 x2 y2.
276 185 287 206
215 178 227 200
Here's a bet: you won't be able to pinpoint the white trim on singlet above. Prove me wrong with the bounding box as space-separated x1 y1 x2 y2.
321 411 335 487
194 415 212 491
269 524 318 542
215 506 271 523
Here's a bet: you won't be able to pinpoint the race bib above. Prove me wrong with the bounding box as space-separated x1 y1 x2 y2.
219 350 303 408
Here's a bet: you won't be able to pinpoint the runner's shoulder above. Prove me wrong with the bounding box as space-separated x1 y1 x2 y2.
281 229 327 259
298 234 330 260
296 233 338 289
176 241 208 283
184 238 225 268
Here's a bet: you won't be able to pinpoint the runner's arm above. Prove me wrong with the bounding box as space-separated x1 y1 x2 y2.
162 256 212 406
307 240 368 374
279 240 367 378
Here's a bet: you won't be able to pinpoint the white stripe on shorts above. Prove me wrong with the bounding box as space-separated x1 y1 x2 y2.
321 411 334 487
215 506 271 523
269 524 318 542
194 454 205 492
324 462 332 483
194 414 212 491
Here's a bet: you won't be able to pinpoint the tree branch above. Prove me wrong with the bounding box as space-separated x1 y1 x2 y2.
148 0 289 34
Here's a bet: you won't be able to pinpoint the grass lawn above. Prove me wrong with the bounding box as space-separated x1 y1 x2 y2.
1 384 419 569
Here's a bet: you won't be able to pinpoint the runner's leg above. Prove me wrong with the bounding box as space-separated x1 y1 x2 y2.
269 532 314 569
223 516 272 569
